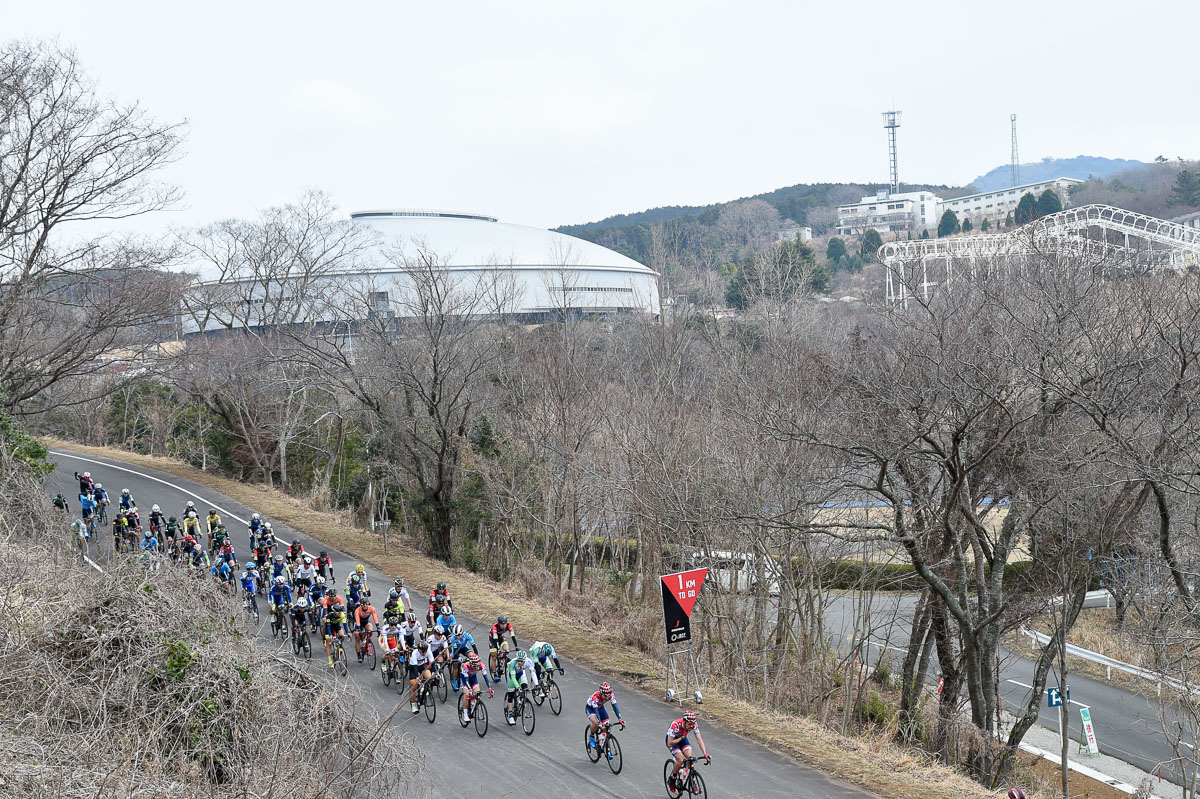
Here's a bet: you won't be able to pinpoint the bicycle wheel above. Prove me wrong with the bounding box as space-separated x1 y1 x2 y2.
533 684 545 706
458 694 471 728
423 686 437 723
520 695 535 736
435 665 448 703
271 615 280 638
291 630 300 655
664 761 683 799
251 601 261 626
548 682 562 715
335 643 348 676
364 639 377 671
688 770 706 799
585 725 601 763
605 733 623 775
382 661 393 687
300 632 311 659
474 699 488 737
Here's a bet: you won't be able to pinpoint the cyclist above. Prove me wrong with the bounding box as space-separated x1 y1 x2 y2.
241 562 261 594
398 611 423 649
182 510 202 538
353 598 379 663
315 550 334 581
79 492 95 521
182 499 196 518
119 488 136 512
427 624 451 668
210 522 229 554
259 521 276 551
407 640 434 713
212 557 235 591
666 711 709 791
270 553 292 584
216 540 238 570
71 517 88 554
74 471 94 496
322 594 351 669
310 575 329 611
347 563 369 592
54 493 70 512
449 623 479 691
294 554 317 590
434 603 456 636
504 650 539 726
290 596 311 641
586 682 625 749
489 615 517 678
459 651 493 723
379 614 405 673
141 528 159 552
426 581 451 628
529 640 564 683
148 504 166 535
392 577 411 610
205 508 221 535
286 538 304 564
187 541 209 573
164 514 180 541
247 512 263 548
92 482 109 508
382 587 405 621
111 513 129 550
346 572 369 614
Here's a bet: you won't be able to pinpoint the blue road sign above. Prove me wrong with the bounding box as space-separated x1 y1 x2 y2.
1047 685 1071 707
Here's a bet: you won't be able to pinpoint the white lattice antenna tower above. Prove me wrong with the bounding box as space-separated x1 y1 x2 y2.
882 110 901 195
1010 114 1020 187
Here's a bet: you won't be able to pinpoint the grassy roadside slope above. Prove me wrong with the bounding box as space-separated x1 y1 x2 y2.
45 438 1014 799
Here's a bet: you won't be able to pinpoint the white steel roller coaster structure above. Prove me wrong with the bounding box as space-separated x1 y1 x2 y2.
881 204 1200 305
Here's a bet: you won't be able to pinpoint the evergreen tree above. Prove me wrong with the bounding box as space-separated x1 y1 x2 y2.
961 217 973 233
860 228 883 261
1005 211 1013 227
937 210 960 238
920 229 929 239
826 236 847 261
1036 189 1063 218
980 218 991 232
1014 193 1038 225
1170 170 1200 207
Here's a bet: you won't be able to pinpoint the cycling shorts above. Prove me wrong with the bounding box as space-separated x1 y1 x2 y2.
667 735 692 755
587 703 610 722
464 672 480 688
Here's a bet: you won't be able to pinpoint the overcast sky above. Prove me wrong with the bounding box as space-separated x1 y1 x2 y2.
10 1 1198 233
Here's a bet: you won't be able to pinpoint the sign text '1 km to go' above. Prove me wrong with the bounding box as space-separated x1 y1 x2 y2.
660 567 708 646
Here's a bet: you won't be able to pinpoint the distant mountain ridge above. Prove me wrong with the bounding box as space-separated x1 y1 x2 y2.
969 156 1147 192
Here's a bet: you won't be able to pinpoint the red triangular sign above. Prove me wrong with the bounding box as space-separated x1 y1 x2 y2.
662 568 708 618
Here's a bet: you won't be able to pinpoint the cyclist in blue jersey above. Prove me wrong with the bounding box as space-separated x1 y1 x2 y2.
449 623 479 690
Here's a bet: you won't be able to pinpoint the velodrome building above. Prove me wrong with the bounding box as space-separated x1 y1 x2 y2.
182 209 660 335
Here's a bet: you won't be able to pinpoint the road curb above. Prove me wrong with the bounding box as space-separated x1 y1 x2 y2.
1019 742 1163 798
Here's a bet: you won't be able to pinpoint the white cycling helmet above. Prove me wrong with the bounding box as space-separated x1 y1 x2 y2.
95 483 103 489
264 521 272 530
274 576 286 585
84 471 91 478
296 597 309 609
252 512 260 520
151 504 160 512
121 488 130 495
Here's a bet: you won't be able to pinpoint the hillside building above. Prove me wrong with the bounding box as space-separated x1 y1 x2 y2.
939 177 1083 225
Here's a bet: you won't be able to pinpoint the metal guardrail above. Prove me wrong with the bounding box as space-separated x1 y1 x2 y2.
1019 625 1181 693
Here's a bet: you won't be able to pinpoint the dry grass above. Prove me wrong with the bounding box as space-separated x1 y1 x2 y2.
1006 608 1153 694
48 438 1123 799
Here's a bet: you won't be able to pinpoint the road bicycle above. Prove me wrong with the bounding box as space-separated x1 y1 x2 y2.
532 668 563 715
431 657 449 703
356 629 378 670
291 619 312 659
381 650 401 687
243 588 260 626
329 633 349 676
458 686 491 737
510 686 535 736
415 673 437 723
664 756 708 798
270 603 289 639
584 718 624 775
97 500 109 526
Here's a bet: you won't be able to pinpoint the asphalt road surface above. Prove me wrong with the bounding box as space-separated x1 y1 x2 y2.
48 447 872 799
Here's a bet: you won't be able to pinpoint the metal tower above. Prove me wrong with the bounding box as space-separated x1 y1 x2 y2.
1010 114 1020 187
882 110 901 195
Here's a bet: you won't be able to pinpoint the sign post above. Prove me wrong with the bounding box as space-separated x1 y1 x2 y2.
1079 707 1100 756
661 568 708 707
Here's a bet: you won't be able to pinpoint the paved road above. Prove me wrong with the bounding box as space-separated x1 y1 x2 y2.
818 591 1190 786
49 447 871 799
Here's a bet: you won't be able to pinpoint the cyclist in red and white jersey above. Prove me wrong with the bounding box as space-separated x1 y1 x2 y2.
585 681 625 748
666 711 709 791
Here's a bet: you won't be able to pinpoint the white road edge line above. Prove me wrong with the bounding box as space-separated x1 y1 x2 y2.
83 555 103 573
51 450 249 526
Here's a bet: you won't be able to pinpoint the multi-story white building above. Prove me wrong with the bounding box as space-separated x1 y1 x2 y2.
940 177 1084 225
835 177 1085 237
835 190 942 236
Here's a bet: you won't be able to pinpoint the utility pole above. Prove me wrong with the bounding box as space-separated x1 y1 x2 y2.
1010 114 1021 187
882 110 902 196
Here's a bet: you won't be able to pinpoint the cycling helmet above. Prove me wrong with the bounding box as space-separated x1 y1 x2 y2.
350 574 361 584
441 603 452 614
416 641 428 651
122 488 130 495
168 516 177 523
453 624 464 637
186 500 194 507
187 510 196 518
95 483 102 488
252 512 260 520
274 576 286 585
143 530 151 538
384 614 398 625
468 652 481 665
292 538 300 546
264 521 272 530
683 710 697 726
433 625 445 636
355 564 365 575
302 554 313 564
406 611 417 622
316 576 326 585
247 563 257 571
1007 790 1026 799
208 508 216 514
497 614 507 625
394 577 404 587
151 504 160 512
84 471 91 478
600 682 613 697
360 597 371 607
388 588 399 600
320 550 328 557
436 580 446 591
296 597 309 610
274 554 284 563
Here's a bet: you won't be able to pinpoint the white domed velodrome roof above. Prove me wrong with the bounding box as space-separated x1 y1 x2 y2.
350 209 655 276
